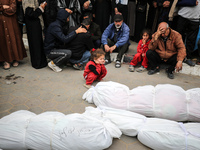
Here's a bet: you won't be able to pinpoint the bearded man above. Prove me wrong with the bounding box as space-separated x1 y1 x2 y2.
101 14 130 68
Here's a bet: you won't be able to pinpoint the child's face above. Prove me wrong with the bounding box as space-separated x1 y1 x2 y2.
95 55 105 64
142 32 149 41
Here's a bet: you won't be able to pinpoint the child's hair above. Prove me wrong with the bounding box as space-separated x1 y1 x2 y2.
90 48 105 60
141 28 152 39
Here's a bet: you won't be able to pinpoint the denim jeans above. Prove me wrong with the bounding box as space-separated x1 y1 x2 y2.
69 51 91 64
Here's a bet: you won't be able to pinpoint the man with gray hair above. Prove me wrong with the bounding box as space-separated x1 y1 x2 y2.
146 22 186 79
101 14 130 68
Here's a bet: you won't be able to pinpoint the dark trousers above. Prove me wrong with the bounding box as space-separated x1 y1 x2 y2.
146 50 177 73
176 15 199 58
47 49 72 66
103 38 129 61
93 39 101 49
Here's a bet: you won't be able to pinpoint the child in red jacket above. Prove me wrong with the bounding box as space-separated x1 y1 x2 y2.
83 48 107 89
129 29 151 72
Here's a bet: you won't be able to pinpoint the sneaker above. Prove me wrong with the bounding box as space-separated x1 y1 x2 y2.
83 84 91 89
104 59 111 65
136 66 147 72
48 61 62 72
185 59 195 66
115 60 121 68
128 65 135 72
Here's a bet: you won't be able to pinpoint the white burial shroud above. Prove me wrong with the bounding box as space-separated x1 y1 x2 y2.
82 81 200 122
84 106 200 150
0 110 121 150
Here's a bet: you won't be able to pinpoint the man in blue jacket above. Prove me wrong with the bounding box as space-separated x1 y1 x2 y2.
44 8 87 72
101 14 130 68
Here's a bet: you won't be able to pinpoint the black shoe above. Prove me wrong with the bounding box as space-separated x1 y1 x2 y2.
148 68 159 75
167 72 174 79
185 59 195 66
104 59 111 65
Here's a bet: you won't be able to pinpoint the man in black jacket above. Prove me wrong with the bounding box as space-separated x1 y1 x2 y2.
66 18 95 70
44 8 87 72
83 12 102 48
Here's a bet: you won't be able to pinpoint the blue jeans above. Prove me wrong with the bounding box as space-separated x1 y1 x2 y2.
69 51 91 64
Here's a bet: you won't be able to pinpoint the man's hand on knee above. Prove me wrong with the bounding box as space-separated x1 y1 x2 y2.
104 44 110 52
110 45 117 53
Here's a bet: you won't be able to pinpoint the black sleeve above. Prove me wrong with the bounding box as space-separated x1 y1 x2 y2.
89 65 99 75
25 7 43 19
112 0 117 9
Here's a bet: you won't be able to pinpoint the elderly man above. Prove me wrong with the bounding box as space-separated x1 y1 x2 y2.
101 14 130 68
146 22 186 79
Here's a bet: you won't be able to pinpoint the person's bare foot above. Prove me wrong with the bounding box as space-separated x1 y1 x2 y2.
3 62 11 70
12 61 19 67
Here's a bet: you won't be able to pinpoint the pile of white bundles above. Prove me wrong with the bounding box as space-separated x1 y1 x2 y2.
82 81 200 122
84 106 200 150
0 110 121 150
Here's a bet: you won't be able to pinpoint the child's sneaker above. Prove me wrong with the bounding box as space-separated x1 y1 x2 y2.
83 84 92 89
128 65 135 72
48 61 62 72
136 66 147 72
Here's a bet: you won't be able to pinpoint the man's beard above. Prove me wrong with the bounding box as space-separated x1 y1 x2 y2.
115 24 121 29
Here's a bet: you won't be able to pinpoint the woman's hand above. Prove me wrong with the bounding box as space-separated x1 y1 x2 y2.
40 1 47 10
3 5 10 9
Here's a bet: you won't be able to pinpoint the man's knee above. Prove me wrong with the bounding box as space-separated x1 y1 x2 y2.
146 49 154 59
63 50 72 59
94 40 101 48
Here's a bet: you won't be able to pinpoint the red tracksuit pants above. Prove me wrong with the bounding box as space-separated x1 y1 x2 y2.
84 72 106 85
130 53 148 68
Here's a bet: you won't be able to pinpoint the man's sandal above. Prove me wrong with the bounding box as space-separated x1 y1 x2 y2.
115 60 121 68
73 63 84 70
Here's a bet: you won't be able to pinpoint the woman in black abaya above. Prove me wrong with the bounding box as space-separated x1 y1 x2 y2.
23 0 47 69
94 0 111 33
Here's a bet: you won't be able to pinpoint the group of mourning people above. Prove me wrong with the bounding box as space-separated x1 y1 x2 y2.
0 0 200 80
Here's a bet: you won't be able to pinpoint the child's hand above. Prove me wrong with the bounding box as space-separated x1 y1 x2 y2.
142 39 147 44
142 53 145 57
101 60 105 64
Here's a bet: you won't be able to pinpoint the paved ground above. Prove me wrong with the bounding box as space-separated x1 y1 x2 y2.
0 41 200 150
